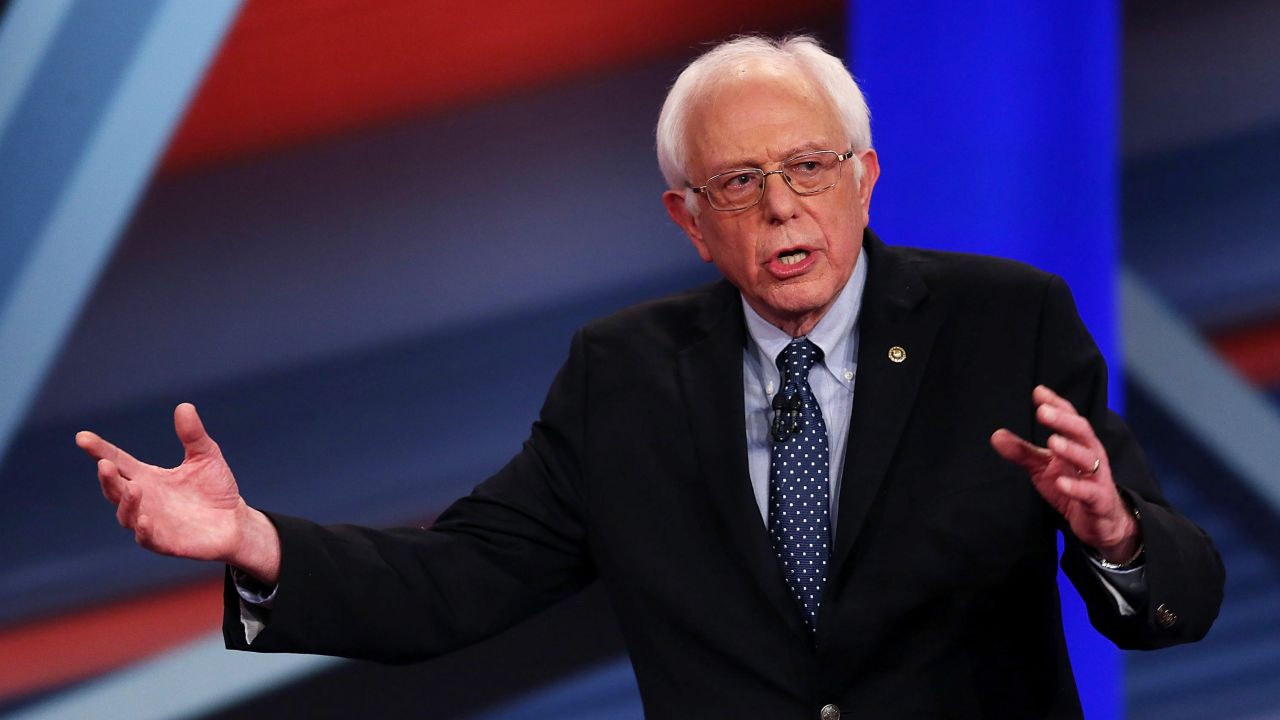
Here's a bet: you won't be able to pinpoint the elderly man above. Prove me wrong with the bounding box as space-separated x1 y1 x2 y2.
80 36 1222 718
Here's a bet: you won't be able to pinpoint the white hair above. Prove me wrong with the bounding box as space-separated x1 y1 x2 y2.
656 35 872 206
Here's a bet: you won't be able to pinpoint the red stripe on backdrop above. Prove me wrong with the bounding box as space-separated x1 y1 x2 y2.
1211 319 1280 387
160 0 841 175
0 578 223 701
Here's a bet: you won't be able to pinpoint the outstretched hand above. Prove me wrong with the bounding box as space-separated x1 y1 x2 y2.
991 385 1141 564
77 403 280 584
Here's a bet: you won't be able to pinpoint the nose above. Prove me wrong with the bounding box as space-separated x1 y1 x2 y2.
759 169 799 223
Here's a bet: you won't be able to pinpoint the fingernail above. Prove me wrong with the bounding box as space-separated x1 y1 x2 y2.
1041 405 1056 421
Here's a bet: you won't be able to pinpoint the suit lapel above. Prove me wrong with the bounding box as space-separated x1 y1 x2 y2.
828 232 942 582
677 282 810 641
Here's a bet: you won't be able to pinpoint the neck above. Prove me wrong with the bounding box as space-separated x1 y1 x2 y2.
777 317 821 338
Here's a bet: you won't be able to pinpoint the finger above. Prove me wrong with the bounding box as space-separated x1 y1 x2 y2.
990 429 1052 472
134 514 154 549
77 431 145 477
98 459 126 505
1033 385 1078 415
1035 402 1100 449
1048 434 1107 478
174 403 218 459
1053 474 1112 515
116 479 143 530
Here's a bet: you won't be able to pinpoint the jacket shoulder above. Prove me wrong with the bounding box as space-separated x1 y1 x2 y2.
874 244 1070 320
579 279 736 352
891 245 1059 293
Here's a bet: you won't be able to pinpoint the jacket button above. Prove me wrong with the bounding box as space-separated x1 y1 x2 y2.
820 704 841 720
1156 603 1178 628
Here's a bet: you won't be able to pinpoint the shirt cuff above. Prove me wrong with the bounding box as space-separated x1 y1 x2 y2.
230 567 277 645
1085 555 1147 617
230 567 278 607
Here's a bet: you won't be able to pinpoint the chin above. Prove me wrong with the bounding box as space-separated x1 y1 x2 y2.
770 285 833 314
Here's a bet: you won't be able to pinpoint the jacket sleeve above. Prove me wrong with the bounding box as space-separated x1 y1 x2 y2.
1033 275 1224 650
223 330 595 664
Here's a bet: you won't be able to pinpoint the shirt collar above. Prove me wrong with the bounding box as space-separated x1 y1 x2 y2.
742 247 868 393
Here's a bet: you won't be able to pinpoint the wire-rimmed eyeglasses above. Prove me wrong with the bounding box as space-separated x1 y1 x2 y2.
687 149 856 212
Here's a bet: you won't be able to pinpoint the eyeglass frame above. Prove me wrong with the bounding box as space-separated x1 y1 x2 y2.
686 149 858 212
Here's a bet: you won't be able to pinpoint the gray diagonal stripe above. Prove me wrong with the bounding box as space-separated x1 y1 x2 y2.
1122 269 1280 511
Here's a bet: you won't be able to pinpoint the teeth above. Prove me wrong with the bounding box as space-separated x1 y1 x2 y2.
779 250 809 266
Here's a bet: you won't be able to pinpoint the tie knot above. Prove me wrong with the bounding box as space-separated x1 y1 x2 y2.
776 339 823 382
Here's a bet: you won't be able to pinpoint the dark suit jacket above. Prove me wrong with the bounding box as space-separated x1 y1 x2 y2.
225 230 1223 718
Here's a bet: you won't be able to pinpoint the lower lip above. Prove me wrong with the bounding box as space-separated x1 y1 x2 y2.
767 251 819 278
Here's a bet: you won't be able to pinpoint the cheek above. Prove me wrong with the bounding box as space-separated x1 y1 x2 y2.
723 254 761 285
705 227 759 271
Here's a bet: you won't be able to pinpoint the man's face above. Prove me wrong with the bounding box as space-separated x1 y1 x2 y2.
663 63 879 336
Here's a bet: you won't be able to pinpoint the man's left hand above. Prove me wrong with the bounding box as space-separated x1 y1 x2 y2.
990 385 1141 564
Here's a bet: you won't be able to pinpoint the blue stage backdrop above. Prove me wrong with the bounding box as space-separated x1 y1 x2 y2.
852 2 1122 718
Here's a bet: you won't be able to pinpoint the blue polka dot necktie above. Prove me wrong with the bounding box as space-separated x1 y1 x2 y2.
769 338 831 632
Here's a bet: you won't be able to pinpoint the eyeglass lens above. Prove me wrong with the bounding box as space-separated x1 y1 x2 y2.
707 151 842 210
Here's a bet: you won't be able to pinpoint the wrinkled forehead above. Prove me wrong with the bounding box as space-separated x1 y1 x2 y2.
685 60 844 174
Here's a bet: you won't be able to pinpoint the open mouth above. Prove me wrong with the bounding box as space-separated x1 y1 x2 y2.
778 249 810 266
766 247 818 278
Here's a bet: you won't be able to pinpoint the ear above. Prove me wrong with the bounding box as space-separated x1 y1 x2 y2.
663 189 713 263
856 149 881 212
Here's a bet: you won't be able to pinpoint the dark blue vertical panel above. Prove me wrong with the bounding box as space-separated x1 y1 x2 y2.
851 2 1121 719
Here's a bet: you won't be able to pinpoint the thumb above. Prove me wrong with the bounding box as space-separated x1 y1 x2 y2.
174 403 217 458
990 428 1051 473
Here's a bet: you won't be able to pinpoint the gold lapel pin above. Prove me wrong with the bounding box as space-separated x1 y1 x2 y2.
888 346 907 363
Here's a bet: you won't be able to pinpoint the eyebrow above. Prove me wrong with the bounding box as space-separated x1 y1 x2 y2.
710 142 831 173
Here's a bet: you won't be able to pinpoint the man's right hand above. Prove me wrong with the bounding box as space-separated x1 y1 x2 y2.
76 403 281 585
